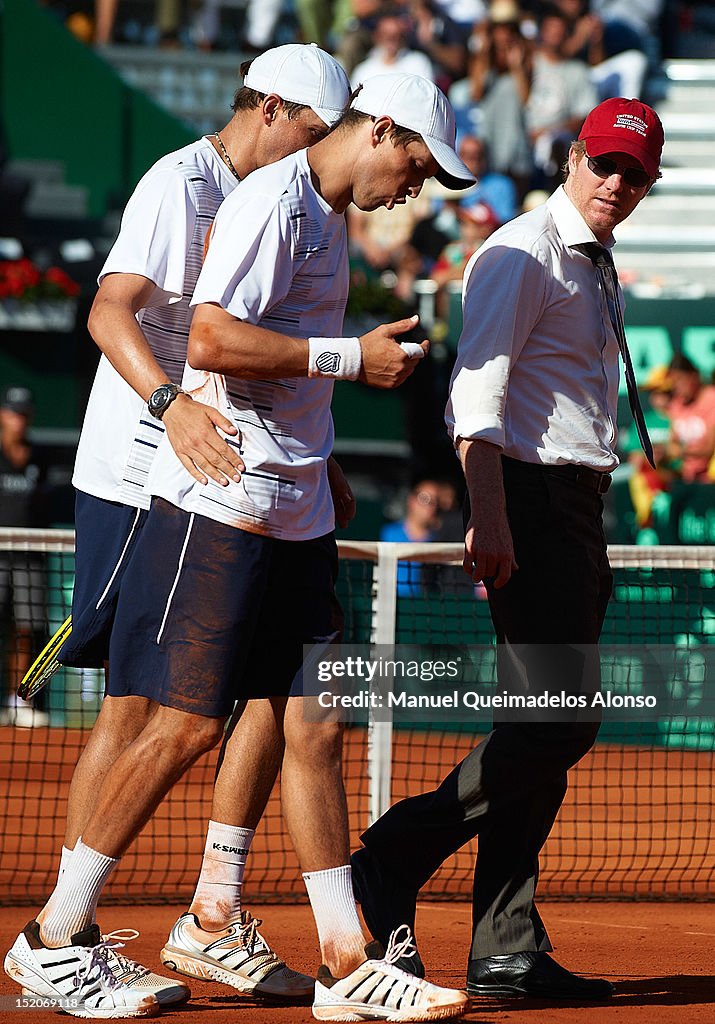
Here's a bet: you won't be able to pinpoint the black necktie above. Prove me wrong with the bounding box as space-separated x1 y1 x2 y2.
576 242 655 469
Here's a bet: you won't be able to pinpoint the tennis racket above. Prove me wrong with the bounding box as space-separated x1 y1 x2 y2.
17 615 72 700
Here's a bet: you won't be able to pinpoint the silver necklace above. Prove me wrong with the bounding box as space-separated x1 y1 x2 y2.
214 132 240 180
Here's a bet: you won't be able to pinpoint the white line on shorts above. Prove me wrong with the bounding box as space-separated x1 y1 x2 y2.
156 513 195 645
95 506 143 610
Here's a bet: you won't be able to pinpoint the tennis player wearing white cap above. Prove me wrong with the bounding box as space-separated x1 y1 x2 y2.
15 73 475 1022
4 44 351 1021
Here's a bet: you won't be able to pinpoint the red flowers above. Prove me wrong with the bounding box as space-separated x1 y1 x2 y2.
0 259 80 301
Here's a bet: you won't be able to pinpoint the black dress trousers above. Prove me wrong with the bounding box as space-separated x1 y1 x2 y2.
360 456 613 959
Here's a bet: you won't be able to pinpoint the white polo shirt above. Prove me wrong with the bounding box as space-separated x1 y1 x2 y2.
72 139 238 507
446 185 621 471
146 148 349 541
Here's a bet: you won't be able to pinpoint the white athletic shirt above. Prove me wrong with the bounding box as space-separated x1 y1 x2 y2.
146 148 349 541
72 138 238 507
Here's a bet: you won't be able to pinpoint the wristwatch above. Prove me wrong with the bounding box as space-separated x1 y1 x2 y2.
147 383 184 420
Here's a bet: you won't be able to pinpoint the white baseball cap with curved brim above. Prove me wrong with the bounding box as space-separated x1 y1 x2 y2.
351 73 477 190
244 43 350 129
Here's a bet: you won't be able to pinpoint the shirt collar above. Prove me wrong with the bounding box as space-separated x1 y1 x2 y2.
546 185 616 255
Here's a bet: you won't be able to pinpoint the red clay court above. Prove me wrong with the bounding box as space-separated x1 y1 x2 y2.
1 724 713 1023
1 540 713 1022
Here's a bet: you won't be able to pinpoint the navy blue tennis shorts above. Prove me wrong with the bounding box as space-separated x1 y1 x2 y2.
108 498 342 717
59 491 148 669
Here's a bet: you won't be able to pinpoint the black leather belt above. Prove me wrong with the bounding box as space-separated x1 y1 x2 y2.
502 456 612 495
545 463 612 494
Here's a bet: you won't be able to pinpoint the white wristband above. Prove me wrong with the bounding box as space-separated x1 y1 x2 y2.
308 337 362 380
400 342 425 359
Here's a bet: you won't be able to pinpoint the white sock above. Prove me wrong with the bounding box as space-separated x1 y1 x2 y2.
189 820 254 930
57 844 74 883
38 838 118 948
303 865 366 976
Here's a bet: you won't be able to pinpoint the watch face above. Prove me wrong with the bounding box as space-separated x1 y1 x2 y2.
149 385 175 416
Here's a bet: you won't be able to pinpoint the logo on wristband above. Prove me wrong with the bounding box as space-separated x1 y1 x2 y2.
316 351 341 374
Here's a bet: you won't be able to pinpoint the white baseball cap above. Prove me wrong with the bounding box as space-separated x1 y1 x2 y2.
351 74 477 190
244 43 350 129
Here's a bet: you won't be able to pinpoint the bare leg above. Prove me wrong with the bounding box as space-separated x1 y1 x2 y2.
37 706 224 944
210 697 286 827
64 693 156 849
281 699 348 869
94 0 119 44
281 698 366 977
187 698 286 929
80 705 225 858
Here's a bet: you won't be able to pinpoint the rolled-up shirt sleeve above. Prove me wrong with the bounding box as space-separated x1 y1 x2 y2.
446 239 548 447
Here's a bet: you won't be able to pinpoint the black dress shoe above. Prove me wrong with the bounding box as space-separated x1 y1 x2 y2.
350 847 425 977
467 951 614 1000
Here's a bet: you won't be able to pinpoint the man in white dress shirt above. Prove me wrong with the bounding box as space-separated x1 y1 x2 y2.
352 97 664 1000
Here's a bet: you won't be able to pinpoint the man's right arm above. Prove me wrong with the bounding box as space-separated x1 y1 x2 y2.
88 272 244 487
188 303 429 389
458 437 518 589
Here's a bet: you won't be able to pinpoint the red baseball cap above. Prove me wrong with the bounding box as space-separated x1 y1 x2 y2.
578 97 664 179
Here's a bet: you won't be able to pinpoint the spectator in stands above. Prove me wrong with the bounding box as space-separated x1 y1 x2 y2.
295 0 357 50
381 479 444 594
347 183 431 289
391 184 462 303
556 0 650 100
433 0 489 41
590 0 664 57
526 4 597 189
0 385 49 728
458 133 519 222
430 200 500 311
667 353 715 484
433 477 463 540
339 0 478 79
351 6 435 85
195 0 285 51
393 134 516 304
406 0 470 88
449 2 533 196
335 0 394 75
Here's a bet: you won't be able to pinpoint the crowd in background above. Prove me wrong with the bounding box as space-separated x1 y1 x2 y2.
19 2 715 506
44 0 681 309
627 355 715 527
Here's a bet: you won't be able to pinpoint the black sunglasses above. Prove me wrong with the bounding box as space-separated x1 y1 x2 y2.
586 154 651 188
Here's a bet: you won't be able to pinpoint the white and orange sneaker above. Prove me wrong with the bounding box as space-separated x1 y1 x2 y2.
312 926 469 1022
160 910 313 1000
5 921 162 1018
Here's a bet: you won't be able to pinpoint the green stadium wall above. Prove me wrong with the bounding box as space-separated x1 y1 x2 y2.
1 0 195 216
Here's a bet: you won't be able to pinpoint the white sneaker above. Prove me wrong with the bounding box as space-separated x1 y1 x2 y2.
160 910 314 999
5 921 160 1018
312 926 469 1022
81 928 189 1006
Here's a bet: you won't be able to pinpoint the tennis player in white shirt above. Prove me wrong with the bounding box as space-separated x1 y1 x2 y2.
9 74 476 1022
5 44 351 1019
